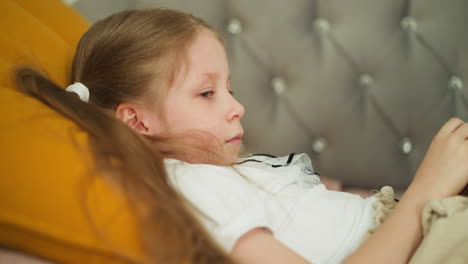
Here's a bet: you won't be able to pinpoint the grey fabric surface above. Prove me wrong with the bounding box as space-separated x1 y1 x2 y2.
72 0 468 190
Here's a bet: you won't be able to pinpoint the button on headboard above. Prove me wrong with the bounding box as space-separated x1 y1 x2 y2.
80 0 468 190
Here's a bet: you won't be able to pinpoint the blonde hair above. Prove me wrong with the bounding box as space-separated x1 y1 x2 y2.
14 8 237 264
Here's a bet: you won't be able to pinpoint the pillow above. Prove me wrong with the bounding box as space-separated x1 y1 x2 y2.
0 1 147 263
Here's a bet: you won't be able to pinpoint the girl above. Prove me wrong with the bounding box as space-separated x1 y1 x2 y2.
14 8 468 264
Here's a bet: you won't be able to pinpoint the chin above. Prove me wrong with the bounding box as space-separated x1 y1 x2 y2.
223 148 240 165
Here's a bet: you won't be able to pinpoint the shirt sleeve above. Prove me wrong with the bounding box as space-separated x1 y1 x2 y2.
165 160 272 252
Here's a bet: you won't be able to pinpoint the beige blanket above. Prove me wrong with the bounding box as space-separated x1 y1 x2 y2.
409 196 468 264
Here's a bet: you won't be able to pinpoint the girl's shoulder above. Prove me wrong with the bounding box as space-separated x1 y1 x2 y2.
163 158 257 194
162 158 274 252
164 158 240 181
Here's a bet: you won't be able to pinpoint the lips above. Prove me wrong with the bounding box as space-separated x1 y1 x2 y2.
226 132 243 143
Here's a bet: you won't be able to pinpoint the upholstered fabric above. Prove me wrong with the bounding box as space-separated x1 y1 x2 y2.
128 0 468 190
0 1 146 263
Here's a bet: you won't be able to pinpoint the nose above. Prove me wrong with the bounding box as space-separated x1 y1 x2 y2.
227 96 245 122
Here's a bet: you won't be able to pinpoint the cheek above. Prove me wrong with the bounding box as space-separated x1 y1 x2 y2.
165 109 210 132
163 101 224 138
170 115 224 141
147 114 166 134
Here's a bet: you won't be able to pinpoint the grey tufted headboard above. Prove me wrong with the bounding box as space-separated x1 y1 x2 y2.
74 0 468 191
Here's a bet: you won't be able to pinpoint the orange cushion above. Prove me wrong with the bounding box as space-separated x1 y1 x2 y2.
0 0 88 88
0 1 147 263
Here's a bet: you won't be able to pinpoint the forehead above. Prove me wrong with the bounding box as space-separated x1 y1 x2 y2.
179 30 228 84
188 30 226 62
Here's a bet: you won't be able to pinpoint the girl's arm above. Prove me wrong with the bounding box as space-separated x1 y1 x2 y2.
231 190 423 264
231 227 310 264
342 182 428 263
348 117 468 263
232 118 468 264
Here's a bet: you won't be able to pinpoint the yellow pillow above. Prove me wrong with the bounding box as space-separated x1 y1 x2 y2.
0 0 88 88
0 1 146 263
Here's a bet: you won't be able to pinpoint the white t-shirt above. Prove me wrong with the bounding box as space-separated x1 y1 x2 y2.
164 153 377 264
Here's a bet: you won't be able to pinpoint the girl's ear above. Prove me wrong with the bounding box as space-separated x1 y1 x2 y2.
115 103 151 135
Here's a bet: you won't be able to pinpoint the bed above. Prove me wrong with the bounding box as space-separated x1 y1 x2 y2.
74 0 468 194
1 0 467 263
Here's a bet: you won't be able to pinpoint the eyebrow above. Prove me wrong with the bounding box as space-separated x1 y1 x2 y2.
200 72 230 82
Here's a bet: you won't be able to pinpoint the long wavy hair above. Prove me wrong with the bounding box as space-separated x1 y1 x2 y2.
14 8 237 264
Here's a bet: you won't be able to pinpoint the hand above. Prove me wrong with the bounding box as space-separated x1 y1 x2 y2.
409 117 468 200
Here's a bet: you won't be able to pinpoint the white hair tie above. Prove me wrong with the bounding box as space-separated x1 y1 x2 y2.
65 82 90 103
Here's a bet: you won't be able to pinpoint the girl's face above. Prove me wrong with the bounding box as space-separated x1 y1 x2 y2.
149 29 245 164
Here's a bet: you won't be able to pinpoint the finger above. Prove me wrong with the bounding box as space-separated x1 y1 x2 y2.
453 123 468 140
438 117 465 136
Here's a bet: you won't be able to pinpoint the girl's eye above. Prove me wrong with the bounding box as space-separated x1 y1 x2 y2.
200 91 214 98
